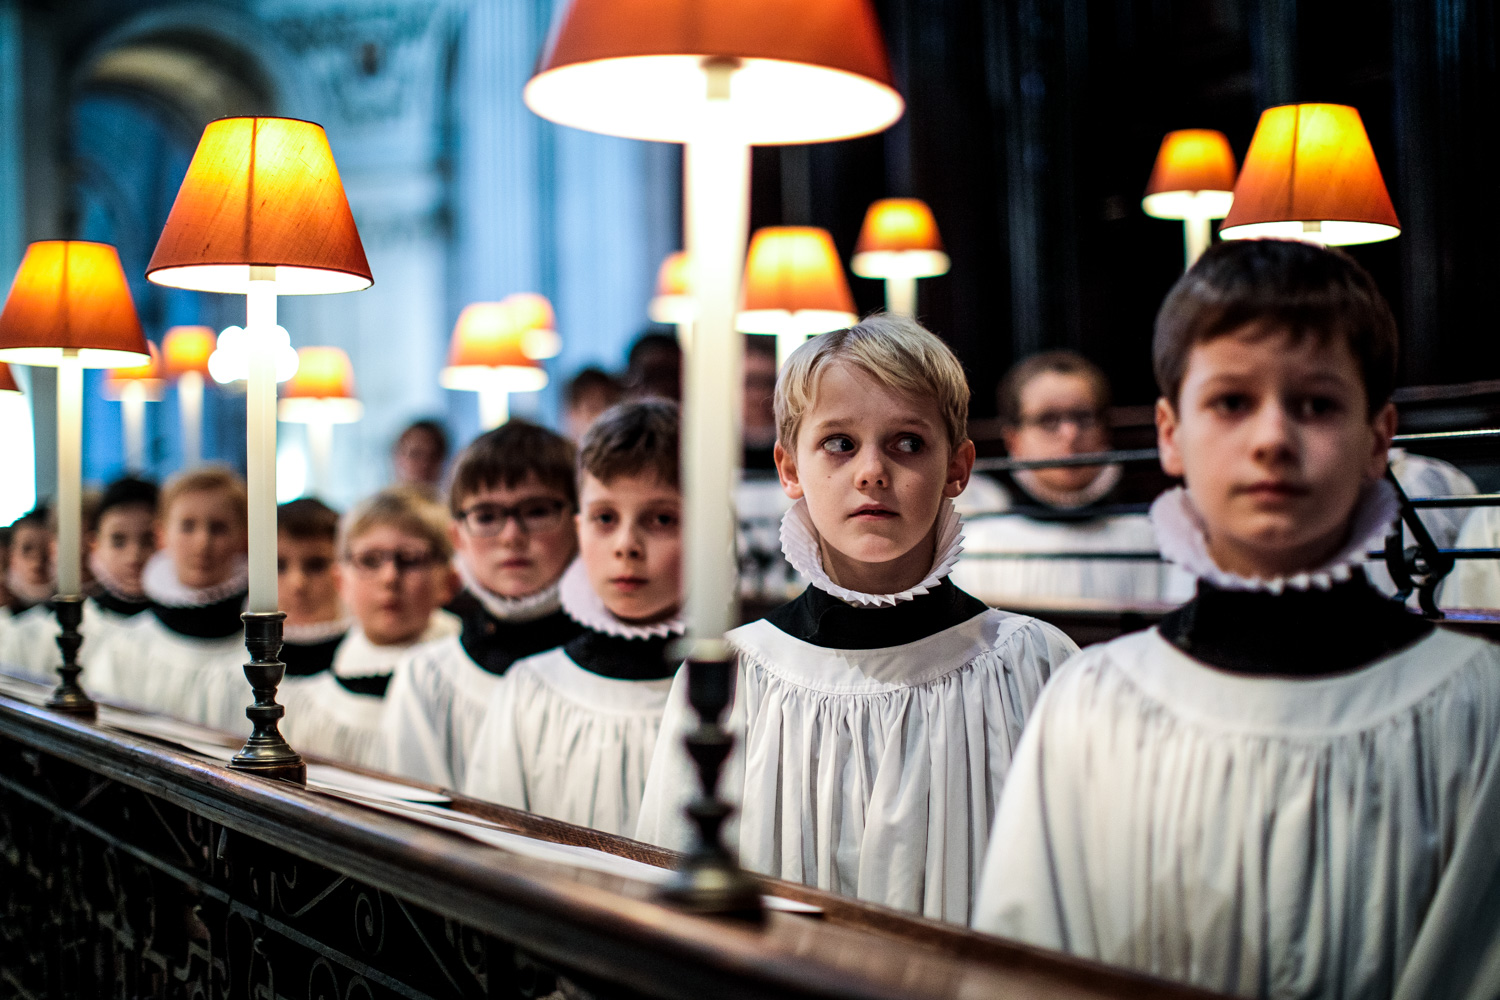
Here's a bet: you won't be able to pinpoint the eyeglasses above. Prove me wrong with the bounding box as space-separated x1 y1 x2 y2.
1018 409 1103 434
457 498 570 538
346 549 440 576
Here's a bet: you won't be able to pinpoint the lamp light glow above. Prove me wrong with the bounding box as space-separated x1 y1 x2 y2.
162 325 216 377
737 226 857 365
442 302 549 429
502 292 563 360
104 342 165 473
1220 104 1400 246
1142 129 1237 267
278 346 363 424
208 325 300 384
649 250 694 325
850 198 948 316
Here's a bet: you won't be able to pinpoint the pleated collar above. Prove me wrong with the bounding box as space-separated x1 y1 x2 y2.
558 558 685 641
1150 480 1399 594
453 553 562 623
780 498 965 608
142 550 250 608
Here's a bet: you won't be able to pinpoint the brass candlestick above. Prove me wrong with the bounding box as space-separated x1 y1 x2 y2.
45 595 95 718
661 649 763 919
228 611 306 785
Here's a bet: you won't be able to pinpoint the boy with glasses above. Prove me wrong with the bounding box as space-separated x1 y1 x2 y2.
383 421 583 788
952 350 1187 605
464 401 684 835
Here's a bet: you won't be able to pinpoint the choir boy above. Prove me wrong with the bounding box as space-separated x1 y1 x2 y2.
270 488 459 768
972 239 1500 1000
6 505 53 615
636 316 1078 922
465 401 684 834
89 467 249 718
0 478 156 682
383 421 583 787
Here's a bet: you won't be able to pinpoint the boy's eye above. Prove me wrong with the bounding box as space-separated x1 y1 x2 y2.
1209 393 1251 416
591 511 618 527
649 511 680 531
893 434 924 454
1293 395 1343 419
821 435 855 454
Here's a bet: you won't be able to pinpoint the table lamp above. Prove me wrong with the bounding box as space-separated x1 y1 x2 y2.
0 240 151 718
103 340 165 473
526 0 902 916
147 116 372 785
1220 103 1400 245
649 250 694 344
737 226 858 366
850 198 949 317
162 326 215 466
278 346 362 498
1141 129 1237 267
441 301 548 429
502 292 563 361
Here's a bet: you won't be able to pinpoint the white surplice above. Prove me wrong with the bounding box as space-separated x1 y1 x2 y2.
0 598 145 684
635 499 1079 923
972 626 1500 1000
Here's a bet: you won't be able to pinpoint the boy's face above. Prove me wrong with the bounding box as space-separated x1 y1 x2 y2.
394 428 444 486
92 504 156 596
452 473 577 598
342 523 456 646
10 523 52 591
577 470 682 624
161 489 248 590
774 362 975 592
1156 325 1397 580
1002 371 1110 492
278 532 342 625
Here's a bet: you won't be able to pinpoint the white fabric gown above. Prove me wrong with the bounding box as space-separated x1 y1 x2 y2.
972 627 1500 1000
87 611 244 721
0 599 144 684
1441 506 1500 609
462 647 673 834
380 632 496 788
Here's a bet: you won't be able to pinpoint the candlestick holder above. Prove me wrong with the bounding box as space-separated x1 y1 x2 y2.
45 595 95 718
660 649 763 919
228 611 306 785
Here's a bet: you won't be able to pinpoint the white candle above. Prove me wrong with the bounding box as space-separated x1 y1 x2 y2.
306 415 333 497
121 381 146 472
884 274 917 318
55 349 82 597
478 382 509 430
245 272 278 613
179 369 203 466
683 63 750 648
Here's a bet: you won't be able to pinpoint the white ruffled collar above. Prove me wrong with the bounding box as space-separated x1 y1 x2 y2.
1149 480 1399 594
780 497 966 608
1012 462 1122 510
283 615 352 644
558 558 685 640
141 549 249 608
454 553 562 622
87 549 146 603
7 565 53 605
333 611 459 678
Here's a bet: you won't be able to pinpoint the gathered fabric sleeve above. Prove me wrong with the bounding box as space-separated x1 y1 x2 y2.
380 647 459 787
459 673 528 809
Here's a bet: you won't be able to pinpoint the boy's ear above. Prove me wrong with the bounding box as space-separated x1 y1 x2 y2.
1366 401 1398 480
773 442 805 500
1155 397 1186 478
944 439 976 498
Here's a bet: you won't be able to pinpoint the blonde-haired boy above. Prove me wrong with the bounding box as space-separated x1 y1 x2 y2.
89 466 250 719
637 315 1077 923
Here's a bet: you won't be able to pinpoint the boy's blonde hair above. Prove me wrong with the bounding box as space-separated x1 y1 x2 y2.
158 465 248 525
340 486 453 560
775 314 970 451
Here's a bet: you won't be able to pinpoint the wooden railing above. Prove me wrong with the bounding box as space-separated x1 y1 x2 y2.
0 687 1226 1000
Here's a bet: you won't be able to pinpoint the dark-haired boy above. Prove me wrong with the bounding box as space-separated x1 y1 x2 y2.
5 505 52 615
464 401 683 835
0 480 157 682
974 240 1500 998
383 420 583 788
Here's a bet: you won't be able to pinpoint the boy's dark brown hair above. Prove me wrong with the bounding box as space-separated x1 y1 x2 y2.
579 400 679 488
278 497 339 542
91 477 158 533
1154 239 1398 415
996 350 1111 427
449 420 578 516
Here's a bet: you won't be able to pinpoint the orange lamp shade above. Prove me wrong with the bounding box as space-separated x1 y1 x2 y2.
1220 104 1400 245
850 198 950 278
0 241 150 368
1142 129 1237 220
146 117 373 294
649 250 695 324
524 0 903 144
279 346 362 423
0 362 21 394
737 226 857 335
501 292 562 359
440 303 548 393
104 341 166 400
161 325 217 377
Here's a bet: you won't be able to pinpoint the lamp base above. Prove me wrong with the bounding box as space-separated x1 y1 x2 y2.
45 595 95 718
228 611 307 785
657 654 764 921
